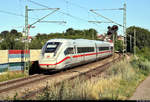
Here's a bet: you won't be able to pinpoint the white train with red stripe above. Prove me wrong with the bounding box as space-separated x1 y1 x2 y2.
38 39 113 71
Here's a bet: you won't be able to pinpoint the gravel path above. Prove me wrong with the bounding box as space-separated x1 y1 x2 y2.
129 75 150 100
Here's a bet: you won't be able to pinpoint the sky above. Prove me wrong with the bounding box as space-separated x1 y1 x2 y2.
0 0 150 36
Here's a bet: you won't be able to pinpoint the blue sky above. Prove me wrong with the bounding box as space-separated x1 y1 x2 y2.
0 0 150 36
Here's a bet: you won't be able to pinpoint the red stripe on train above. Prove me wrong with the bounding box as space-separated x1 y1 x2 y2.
40 56 71 66
39 51 112 66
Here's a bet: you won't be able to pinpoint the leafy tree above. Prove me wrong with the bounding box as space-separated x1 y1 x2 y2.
0 28 100 50
10 29 18 34
89 28 98 40
0 29 24 50
126 26 150 52
29 38 44 49
115 40 123 52
65 28 74 36
0 30 9 38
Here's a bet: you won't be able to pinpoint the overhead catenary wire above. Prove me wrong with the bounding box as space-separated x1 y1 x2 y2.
62 0 123 35
63 0 95 22
0 9 48 21
0 10 24 17
91 8 124 11
0 25 24 28
63 0 90 12
90 9 124 27
27 0 89 22
29 8 60 27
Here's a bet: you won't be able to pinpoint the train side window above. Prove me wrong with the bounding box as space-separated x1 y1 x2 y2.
77 47 94 53
99 47 109 51
64 47 74 55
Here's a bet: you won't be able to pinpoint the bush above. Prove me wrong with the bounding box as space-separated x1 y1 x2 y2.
130 58 150 76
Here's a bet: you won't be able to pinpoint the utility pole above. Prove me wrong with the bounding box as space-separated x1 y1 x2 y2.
123 3 126 56
89 3 126 56
24 5 65 74
134 29 136 57
130 35 132 52
92 30 94 40
113 32 115 58
24 5 28 74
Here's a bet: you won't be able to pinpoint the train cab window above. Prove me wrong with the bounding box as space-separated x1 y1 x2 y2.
45 42 60 53
64 47 74 55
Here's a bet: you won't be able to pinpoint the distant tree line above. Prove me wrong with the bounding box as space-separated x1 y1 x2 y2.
1 26 149 51
0 29 24 50
126 26 150 52
0 28 98 50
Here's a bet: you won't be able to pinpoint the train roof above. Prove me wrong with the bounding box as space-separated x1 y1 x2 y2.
47 38 113 46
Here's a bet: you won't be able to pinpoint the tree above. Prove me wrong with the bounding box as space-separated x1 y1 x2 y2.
10 29 22 38
0 30 9 38
115 40 123 52
126 26 150 52
65 28 74 36
89 28 98 40
10 29 18 34
29 39 43 49
0 29 24 50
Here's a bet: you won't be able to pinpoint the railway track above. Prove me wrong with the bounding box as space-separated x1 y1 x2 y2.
21 53 122 100
0 74 50 94
0 53 122 100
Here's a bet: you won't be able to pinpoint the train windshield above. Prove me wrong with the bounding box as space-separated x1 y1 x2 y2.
45 42 60 53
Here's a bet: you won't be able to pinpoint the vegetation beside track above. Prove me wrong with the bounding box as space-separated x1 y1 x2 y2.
36 53 150 100
0 71 27 82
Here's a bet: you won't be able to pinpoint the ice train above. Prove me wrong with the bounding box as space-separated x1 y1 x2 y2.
38 39 113 71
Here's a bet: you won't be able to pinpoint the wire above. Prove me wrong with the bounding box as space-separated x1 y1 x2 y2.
63 0 90 12
0 10 24 17
93 8 124 11
59 10 88 22
27 0 89 22
63 0 93 21
27 0 50 8
0 25 24 28
0 9 42 21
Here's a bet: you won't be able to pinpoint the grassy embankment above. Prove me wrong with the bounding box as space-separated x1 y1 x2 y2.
36 54 150 100
0 71 27 82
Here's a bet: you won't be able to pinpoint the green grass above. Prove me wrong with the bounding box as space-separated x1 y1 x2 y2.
0 71 27 82
33 56 150 100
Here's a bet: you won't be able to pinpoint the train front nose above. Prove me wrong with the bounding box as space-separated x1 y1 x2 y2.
40 64 56 69
39 53 57 69
39 59 57 69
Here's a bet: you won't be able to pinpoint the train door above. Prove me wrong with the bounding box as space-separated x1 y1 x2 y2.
72 45 77 64
95 43 98 61
64 47 75 67
75 46 85 64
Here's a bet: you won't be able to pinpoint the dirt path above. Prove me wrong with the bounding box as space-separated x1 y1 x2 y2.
129 75 150 100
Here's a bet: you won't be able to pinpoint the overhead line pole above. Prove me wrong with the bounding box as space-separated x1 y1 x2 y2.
90 3 126 56
123 3 127 56
24 5 28 73
130 35 132 52
134 29 136 57
24 5 61 74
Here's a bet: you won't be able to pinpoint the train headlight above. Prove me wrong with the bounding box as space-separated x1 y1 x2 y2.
47 65 56 68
